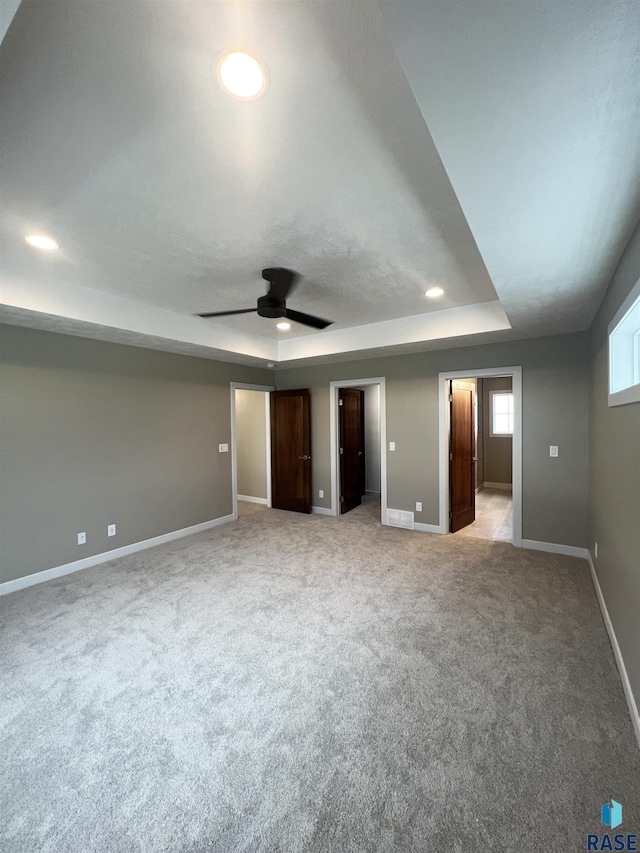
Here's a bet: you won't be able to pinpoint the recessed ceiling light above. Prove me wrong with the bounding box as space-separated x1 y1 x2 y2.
276 322 291 331
425 286 445 299
25 235 59 251
217 51 268 100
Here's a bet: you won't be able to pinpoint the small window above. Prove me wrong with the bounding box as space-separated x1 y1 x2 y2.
491 392 514 436
608 277 640 407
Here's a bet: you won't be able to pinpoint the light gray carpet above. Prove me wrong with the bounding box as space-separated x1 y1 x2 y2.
2 501 639 852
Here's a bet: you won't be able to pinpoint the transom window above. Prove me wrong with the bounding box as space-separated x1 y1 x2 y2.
491 392 514 436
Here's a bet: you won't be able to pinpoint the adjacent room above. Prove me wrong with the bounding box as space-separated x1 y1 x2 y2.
1 2 639 851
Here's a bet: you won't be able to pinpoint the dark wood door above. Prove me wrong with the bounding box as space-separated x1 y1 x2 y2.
270 389 311 513
450 380 476 532
339 388 364 514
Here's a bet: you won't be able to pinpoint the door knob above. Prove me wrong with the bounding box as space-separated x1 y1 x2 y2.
298 455 311 461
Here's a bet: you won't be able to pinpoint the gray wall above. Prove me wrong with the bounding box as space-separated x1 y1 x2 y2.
235 389 267 500
276 333 589 547
476 378 484 488
483 376 513 485
363 385 381 493
0 325 272 584
589 222 640 711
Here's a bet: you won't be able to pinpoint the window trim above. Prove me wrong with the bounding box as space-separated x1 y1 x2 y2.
608 276 640 407
490 390 514 438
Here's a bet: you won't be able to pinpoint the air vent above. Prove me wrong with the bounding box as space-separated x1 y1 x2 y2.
386 509 415 530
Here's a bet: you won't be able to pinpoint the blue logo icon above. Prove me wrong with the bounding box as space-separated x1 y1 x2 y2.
602 800 623 830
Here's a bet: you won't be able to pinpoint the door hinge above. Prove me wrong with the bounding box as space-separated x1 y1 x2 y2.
449 510 452 519
449 453 453 461
449 394 453 402
339 447 344 455
338 399 344 406
340 495 345 502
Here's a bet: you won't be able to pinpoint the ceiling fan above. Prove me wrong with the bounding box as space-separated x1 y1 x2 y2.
196 267 333 330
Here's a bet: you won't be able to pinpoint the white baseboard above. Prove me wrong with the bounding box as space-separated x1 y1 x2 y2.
521 539 590 560
483 482 512 491
586 552 640 750
513 539 639 750
0 514 235 597
237 495 268 505
415 522 445 534
311 505 333 516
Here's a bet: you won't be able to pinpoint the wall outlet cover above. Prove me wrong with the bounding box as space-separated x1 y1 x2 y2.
415 501 422 512
319 490 324 498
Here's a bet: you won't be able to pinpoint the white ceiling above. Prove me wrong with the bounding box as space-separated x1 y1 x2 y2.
1 0 639 366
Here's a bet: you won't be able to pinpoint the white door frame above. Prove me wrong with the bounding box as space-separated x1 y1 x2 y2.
438 366 522 547
329 377 387 523
230 382 275 521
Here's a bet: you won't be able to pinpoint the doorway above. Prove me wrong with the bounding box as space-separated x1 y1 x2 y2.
330 378 387 523
230 382 274 521
438 367 522 546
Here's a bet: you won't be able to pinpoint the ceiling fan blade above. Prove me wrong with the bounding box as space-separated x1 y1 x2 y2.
263 267 299 301
285 308 333 329
197 308 257 318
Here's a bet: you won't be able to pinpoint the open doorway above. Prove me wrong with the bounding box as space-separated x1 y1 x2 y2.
230 382 274 521
438 367 522 546
330 378 387 524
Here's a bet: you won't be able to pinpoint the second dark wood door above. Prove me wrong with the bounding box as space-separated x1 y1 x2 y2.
339 388 364 514
450 380 476 532
270 389 311 513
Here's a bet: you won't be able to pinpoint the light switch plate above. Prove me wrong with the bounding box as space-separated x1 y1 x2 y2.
319 489 324 498
77 532 86 545
550 445 558 457
389 441 396 451
107 524 116 537
219 443 229 453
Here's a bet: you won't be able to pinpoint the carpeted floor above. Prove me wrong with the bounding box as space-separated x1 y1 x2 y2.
1 502 638 852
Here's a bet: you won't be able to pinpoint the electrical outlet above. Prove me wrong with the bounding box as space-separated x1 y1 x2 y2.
319 489 324 498
218 443 229 453
415 501 422 512
550 445 558 457
595 541 598 558
77 532 86 545
107 524 116 537
389 441 396 451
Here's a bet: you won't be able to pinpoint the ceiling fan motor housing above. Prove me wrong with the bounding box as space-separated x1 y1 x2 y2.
257 295 286 318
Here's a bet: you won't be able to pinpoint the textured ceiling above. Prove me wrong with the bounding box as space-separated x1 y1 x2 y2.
1 0 639 363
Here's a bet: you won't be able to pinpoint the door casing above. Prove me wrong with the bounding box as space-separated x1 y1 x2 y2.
438 367 522 546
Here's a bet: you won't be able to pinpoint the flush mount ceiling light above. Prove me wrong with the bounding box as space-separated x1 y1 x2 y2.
25 234 59 251
276 322 291 331
425 286 445 299
217 51 268 100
